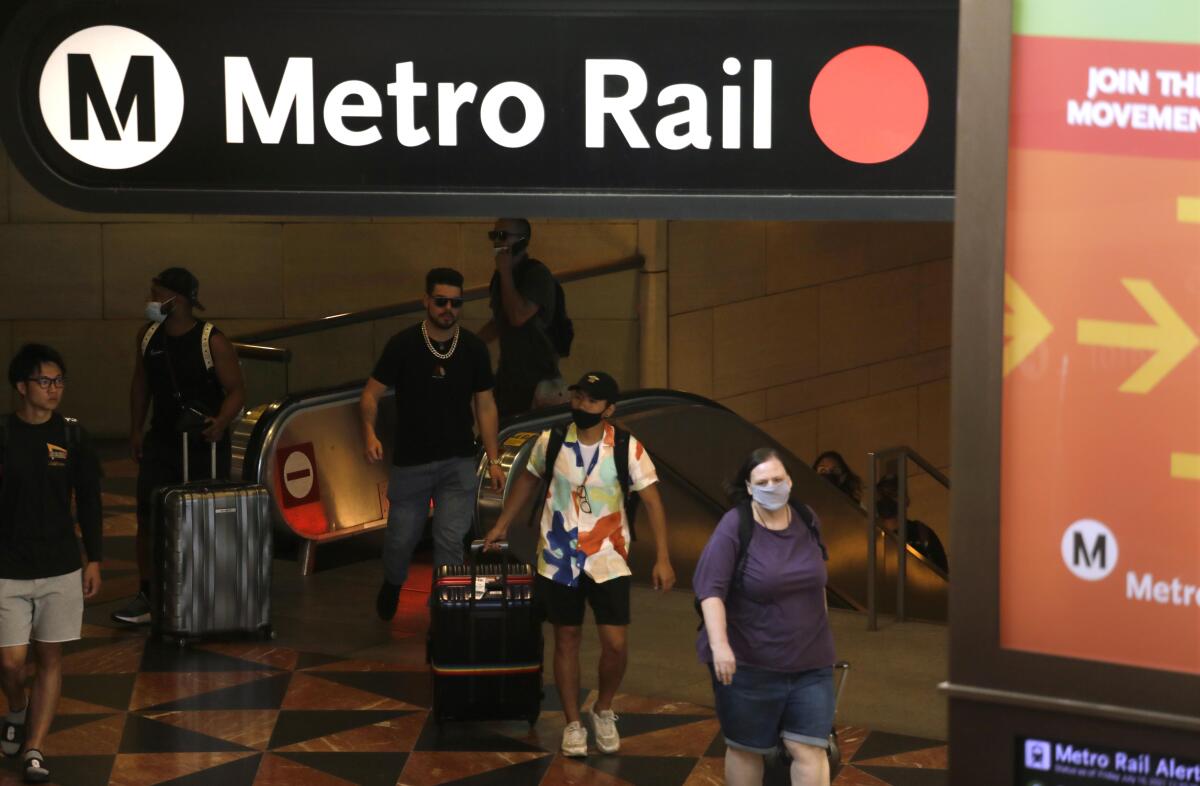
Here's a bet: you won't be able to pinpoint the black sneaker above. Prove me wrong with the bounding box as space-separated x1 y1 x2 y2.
1 709 25 756
376 581 402 621
23 749 49 783
111 591 151 625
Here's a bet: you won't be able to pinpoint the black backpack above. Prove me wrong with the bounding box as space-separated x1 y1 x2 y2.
692 499 824 627
528 424 639 538
545 278 575 358
512 261 574 358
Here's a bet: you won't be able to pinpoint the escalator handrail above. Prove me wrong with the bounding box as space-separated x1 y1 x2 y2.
232 254 644 344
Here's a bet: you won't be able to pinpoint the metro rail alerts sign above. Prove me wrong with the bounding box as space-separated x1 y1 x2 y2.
0 1 956 218
1000 1 1200 675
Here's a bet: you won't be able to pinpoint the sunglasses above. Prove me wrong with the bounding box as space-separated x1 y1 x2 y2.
487 230 527 242
27 376 65 390
432 297 464 308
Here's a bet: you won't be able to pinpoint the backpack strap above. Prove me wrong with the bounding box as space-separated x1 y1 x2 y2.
200 322 214 372
731 500 756 591
612 426 638 541
526 426 567 529
140 321 161 356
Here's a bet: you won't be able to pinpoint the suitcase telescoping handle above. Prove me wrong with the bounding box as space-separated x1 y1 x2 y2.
832 660 850 718
468 539 510 610
180 431 217 484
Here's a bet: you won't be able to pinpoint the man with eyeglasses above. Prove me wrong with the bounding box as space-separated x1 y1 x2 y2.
478 218 563 417
113 267 245 626
483 371 675 758
1 344 102 785
361 267 506 621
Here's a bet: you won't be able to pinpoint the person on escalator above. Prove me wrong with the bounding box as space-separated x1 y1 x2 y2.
361 267 507 622
476 218 569 417
875 474 948 574
694 447 835 786
812 450 862 504
482 370 675 758
113 268 245 626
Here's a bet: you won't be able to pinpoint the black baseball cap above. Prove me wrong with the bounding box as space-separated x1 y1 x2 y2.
153 267 204 310
569 371 619 403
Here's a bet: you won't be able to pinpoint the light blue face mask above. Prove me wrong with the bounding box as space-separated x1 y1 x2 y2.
144 296 175 323
748 480 792 511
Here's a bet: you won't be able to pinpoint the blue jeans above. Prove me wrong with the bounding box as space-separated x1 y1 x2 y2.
711 665 834 753
382 456 477 586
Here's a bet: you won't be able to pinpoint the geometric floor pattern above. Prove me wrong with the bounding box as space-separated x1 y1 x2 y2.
0 450 947 785
0 626 947 785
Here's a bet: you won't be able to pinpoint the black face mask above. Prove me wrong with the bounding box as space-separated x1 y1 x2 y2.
570 408 604 430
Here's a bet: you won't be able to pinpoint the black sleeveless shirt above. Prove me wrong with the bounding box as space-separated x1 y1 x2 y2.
143 321 226 434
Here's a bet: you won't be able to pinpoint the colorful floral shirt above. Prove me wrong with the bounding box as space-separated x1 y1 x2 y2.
525 422 658 586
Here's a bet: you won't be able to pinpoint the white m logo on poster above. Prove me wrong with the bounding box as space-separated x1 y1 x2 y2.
1061 519 1118 581
38 25 184 169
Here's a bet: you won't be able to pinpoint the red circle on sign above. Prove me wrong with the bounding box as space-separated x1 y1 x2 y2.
809 46 929 164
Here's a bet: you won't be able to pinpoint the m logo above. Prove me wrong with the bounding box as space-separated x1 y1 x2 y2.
38 26 183 169
1024 739 1052 772
1061 519 1118 581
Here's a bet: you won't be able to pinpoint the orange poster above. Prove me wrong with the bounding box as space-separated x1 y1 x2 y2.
1000 1 1200 674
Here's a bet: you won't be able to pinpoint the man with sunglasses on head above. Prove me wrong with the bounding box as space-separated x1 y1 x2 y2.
362 267 507 621
478 218 563 417
483 371 675 758
1 344 102 784
113 267 245 626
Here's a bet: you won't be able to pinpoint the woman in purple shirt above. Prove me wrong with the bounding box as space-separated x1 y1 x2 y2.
694 447 835 786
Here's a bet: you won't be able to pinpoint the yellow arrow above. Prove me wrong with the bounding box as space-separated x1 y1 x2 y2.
1172 452 1200 481
1178 196 1200 224
1003 274 1054 376
1077 279 1199 394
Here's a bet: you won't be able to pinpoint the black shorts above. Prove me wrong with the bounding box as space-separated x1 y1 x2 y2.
536 574 630 626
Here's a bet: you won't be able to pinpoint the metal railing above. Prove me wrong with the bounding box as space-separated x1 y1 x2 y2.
232 254 645 344
866 445 951 631
232 342 291 363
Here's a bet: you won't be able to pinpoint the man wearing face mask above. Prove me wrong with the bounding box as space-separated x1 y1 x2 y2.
477 218 563 417
483 371 675 758
111 267 245 626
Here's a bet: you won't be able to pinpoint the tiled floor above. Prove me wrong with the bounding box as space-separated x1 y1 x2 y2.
0 451 948 785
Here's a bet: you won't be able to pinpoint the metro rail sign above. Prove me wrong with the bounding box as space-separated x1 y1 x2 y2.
0 0 957 219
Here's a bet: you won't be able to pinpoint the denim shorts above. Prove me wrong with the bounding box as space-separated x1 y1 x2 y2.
711 665 834 753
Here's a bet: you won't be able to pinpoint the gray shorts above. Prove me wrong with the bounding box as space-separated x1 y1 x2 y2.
0 570 84 647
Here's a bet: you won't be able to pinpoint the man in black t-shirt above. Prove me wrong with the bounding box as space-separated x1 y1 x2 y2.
361 267 507 621
113 267 246 625
0 344 102 785
478 218 563 418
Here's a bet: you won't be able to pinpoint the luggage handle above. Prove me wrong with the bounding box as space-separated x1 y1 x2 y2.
832 661 850 718
181 431 218 484
468 539 510 610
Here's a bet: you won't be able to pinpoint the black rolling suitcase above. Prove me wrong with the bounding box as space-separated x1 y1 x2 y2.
151 432 273 644
428 541 542 724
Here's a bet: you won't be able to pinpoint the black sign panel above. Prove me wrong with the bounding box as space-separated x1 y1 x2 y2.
1016 736 1200 786
0 1 957 218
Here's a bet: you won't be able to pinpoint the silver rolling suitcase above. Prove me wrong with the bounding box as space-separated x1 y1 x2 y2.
151 432 273 644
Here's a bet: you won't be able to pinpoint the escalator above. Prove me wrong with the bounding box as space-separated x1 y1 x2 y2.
233 386 948 621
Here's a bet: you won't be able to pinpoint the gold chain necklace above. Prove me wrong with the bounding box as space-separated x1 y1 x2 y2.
421 320 459 360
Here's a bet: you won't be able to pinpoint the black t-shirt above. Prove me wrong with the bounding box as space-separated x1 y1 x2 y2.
489 258 559 411
370 324 495 467
143 321 226 434
0 413 103 579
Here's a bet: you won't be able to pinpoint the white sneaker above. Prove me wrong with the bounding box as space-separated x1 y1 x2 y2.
590 709 620 754
561 721 588 757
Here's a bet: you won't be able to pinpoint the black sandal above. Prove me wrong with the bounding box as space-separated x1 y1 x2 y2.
1 712 24 757
22 749 49 784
